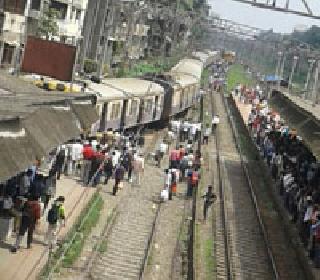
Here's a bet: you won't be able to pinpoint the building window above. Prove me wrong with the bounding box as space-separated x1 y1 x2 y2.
76 9 81 20
50 0 67 19
4 0 26 15
31 0 41 10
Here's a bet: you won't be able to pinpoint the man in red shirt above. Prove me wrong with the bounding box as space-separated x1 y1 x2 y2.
82 143 94 185
170 149 179 169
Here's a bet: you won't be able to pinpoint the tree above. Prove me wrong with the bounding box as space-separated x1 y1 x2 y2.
37 8 60 40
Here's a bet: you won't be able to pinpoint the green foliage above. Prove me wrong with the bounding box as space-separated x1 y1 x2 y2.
116 57 179 78
201 68 209 88
179 0 193 11
227 64 253 92
84 59 98 74
291 25 320 49
37 8 60 40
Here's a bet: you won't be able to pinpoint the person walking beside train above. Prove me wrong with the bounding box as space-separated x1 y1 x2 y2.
82 142 94 185
113 164 125 196
132 153 144 186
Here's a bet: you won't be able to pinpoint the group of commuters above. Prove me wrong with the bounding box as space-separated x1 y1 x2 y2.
234 83 320 267
160 120 216 222
0 130 147 253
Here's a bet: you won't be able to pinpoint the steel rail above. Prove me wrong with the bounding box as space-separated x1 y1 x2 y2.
210 91 232 279
222 91 280 280
210 89 279 280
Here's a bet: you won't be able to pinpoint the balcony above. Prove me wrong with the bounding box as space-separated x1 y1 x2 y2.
28 9 41 19
57 19 82 37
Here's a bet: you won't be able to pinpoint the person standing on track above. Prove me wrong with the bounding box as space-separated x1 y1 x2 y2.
212 114 220 134
202 185 217 222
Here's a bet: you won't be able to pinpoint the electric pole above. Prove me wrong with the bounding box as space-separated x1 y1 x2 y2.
288 55 298 92
304 58 315 99
97 0 112 78
311 60 319 105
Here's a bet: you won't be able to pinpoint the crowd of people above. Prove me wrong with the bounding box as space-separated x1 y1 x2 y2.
0 130 148 253
234 83 320 267
160 119 216 223
0 118 219 254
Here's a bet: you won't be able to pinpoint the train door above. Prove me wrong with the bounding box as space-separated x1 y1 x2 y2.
99 102 108 132
180 90 184 109
138 99 144 124
153 96 158 120
120 99 128 130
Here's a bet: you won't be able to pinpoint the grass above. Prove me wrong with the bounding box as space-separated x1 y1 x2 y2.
204 238 215 277
40 192 104 278
201 68 210 88
227 64 254 92
62 193 104 267
98 237 108 254
117 56 182 78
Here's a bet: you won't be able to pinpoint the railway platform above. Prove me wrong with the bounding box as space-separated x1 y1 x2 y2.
229 92 320 279
0 178 96 280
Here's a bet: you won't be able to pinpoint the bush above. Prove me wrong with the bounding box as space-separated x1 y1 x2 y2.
84 59 98 74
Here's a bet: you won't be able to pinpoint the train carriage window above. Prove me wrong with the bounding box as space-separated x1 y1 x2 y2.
174 89 181 107
144 99 153 113
111 103 120 120
130 100 138 115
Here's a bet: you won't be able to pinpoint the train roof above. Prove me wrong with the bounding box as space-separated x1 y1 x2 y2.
170 59 203 81
90 78 164 101
171 73 198 87
192 51 211 63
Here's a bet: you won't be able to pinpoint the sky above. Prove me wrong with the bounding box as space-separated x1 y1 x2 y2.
209 0 320 33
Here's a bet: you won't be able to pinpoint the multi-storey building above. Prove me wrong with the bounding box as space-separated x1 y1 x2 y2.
81 0 151 74
0 0 88 66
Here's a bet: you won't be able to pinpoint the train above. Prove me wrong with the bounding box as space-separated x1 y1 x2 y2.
87 50 220 132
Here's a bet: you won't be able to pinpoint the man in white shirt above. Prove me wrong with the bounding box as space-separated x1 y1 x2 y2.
72 141 83 176
191 124 197 141
212 115 220 134
132 153 144 185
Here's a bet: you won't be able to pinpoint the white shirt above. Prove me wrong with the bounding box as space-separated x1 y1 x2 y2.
159 143 168 153
72 143 83 161
204 128 211 136
191 125 197 135
2 197 13 210
212 116 220 125
112 151 121 166
165 173 172 186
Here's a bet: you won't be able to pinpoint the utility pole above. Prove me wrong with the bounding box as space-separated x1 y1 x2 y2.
14 0 32 75
97 0 112 78
288 55 298 92
311 60 320 105
80 0 100 74
275 51 283 91
304 58 315 99
279 53 286 90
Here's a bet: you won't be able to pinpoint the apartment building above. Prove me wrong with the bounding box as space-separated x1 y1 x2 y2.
0 0 88 66
81 0 151 72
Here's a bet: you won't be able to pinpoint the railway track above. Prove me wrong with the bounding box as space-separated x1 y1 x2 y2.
211 91 277 280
